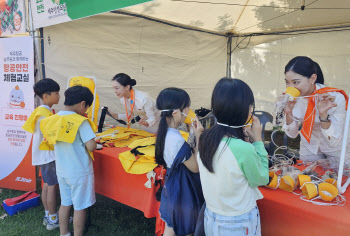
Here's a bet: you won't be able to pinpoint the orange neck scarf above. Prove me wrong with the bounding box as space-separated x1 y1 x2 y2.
124 89 135 128
300 86 348 143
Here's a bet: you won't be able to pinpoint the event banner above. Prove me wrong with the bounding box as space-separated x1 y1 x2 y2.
31 0 152 29
0 36 35 191
0 0 27 36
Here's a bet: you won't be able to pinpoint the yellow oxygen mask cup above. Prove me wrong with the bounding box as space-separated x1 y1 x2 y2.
318 183 338 202
298 175 311 188
301 183 318 200
279 176 296 192
267 171 278 188
324 178 338 187
285 87 301 102
245 115 253 126
183 109 196 125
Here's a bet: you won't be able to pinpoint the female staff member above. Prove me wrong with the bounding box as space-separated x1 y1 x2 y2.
109 73 160 133
283 56 349 167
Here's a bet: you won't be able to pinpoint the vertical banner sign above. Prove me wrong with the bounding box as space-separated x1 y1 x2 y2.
31 0 153 29
0 0 27 36
0 36 35 191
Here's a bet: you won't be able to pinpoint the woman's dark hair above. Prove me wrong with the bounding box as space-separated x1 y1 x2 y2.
285 56 324 84
198 78 255 173
155 88 191 167
112 73 137 89
64 86 94 108
33 78 60 99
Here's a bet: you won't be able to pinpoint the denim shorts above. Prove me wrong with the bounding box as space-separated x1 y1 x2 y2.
40 161 58 186
204 206 261 236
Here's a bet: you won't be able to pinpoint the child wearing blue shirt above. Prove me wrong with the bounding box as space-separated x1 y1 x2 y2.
40 86 97 236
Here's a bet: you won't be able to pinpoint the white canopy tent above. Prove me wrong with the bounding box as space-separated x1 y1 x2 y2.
41 0 350 116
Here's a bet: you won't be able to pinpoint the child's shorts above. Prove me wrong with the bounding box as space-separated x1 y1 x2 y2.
58 174 96 211
40 161 59 186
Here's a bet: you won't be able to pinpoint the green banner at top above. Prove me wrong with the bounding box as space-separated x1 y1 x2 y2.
31 0 152 29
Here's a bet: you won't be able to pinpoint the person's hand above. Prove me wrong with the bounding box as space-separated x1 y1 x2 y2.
317 93 336 119
107 109 118 119
244 116 262 143
284 99 297 115
139 118 149 127
94 136 101 142
192 116 204 138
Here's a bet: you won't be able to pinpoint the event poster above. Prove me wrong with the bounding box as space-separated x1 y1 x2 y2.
0 36 35 191
31 0 152 29
0 0 27 36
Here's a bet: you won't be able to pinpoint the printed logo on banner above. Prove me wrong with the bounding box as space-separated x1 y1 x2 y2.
31 0 153 29
0 0 26 36
0 36 35 191
15 177 32 183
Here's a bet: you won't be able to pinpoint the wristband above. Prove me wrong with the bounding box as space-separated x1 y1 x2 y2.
319 114 330 122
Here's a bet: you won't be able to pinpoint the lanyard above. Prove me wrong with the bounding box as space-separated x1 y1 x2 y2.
124 89 135 127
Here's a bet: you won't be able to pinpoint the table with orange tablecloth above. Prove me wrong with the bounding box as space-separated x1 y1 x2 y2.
258 166 350 236
92 147 164 235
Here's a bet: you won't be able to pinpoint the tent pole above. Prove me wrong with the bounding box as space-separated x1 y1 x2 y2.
226 34 233 78
337 89 350 194
28 0 44 190
39 28 46 79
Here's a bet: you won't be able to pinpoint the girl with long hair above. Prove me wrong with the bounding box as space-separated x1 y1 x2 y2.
198 78 269 236
156 87 205 236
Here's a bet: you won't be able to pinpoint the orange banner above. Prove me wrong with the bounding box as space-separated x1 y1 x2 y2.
0 139 36 191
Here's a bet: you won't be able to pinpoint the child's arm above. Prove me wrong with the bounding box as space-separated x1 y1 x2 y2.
183 155 199 173
233 142 269 188
235 116 269 188
79 120 97 152
183 117 203 173
85 139 97 152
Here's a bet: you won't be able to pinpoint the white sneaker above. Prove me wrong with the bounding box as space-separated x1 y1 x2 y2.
43 216 48 225
47 220 60 230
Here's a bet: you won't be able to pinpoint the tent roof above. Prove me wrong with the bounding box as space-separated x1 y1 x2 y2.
122 0 350 36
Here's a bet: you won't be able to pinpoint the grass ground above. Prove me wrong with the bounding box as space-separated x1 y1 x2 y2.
0 189 155 236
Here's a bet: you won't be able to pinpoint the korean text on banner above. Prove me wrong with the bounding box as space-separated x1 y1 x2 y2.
31 0 152 29
0 36 35 191
0 0 27 36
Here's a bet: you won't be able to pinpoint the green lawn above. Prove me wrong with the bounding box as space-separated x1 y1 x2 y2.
0 189 156 236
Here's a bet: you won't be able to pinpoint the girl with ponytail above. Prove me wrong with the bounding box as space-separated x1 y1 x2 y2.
155 87 204 236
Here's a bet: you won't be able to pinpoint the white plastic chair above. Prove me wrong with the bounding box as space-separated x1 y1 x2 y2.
67 76 97 123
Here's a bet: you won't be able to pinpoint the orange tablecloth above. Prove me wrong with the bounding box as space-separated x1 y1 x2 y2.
93 147 160 218
258 168 350 236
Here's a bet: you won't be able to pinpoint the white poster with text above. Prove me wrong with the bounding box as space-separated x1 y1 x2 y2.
0 36 35 191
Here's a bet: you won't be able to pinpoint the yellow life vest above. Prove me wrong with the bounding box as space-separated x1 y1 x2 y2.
118 131 189 174
22 106 54 151
40 113 97 160
119 144 157 174
22 106 53 133
114 136 141 148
